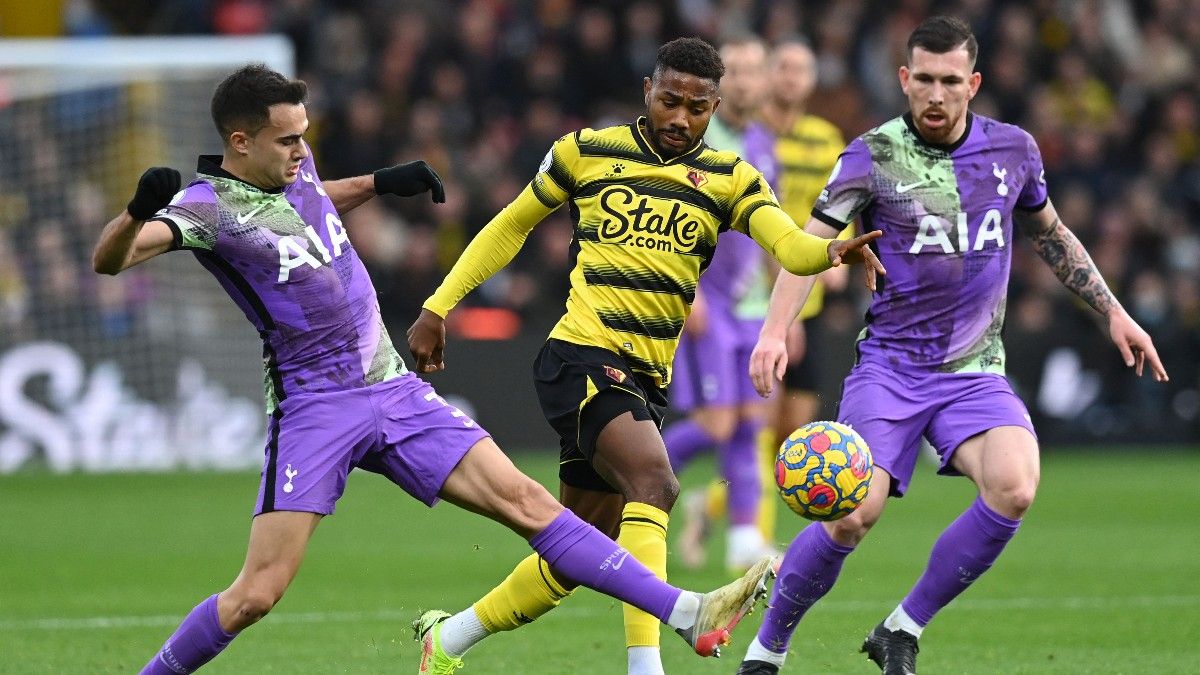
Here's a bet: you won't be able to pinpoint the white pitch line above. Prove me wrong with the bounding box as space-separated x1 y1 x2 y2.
1 595 1196 632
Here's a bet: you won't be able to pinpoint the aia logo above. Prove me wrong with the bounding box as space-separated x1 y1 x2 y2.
686 170 708 188
603 365 627 383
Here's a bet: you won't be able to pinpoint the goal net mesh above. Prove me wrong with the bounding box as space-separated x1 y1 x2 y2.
0 37 292 472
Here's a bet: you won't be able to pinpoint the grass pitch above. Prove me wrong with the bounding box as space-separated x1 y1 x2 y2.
1 450 1197 673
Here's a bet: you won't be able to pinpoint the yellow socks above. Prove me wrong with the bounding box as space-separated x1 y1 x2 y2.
619 502 669 647
757 426 779 542
472 553 573 633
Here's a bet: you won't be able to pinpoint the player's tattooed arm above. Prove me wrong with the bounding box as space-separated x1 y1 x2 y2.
1019 200 1168 381
1016 200 1119 317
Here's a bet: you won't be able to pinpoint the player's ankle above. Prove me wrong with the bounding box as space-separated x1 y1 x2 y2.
744 636 787 666
665 591 701 630
883 604 924 638
626 646 664 675
439 607 489 656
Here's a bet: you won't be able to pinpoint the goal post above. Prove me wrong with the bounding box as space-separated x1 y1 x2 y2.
0 36 293 473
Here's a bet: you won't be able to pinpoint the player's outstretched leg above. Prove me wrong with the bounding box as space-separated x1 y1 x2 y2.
425 437 775 670
140 511 320 674
737 471 890 673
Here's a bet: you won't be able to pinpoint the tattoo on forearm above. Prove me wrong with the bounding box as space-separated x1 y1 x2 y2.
1027 216 1118 316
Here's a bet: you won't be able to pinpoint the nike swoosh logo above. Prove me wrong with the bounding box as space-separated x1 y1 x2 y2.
236 203 267 224
895 179 929 194
611 552 630 570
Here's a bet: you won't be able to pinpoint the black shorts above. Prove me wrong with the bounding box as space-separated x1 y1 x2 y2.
782 319 821 392
533 339 668 493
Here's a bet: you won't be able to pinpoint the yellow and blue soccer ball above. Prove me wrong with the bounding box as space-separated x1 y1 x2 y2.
776 420 873 521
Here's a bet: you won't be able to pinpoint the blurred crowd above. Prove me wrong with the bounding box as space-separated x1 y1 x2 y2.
5 0 1199 442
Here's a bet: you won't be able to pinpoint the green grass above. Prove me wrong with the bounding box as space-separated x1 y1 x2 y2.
1 450 1198 673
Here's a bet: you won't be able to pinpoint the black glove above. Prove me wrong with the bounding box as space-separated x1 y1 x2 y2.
373 160 446 203
127 167 182 220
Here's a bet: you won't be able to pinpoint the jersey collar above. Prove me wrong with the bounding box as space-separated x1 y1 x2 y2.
631 117 706 165
902 111 974 153
196 155 286 194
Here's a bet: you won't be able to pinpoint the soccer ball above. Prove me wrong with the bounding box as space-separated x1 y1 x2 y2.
776 421 873 521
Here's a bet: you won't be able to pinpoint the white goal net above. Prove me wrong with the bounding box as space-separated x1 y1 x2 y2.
0 37 293 473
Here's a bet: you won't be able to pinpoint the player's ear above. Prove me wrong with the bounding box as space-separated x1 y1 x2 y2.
229 130 251 156
898 65 910 93
643 76 652 106
968 71 982 99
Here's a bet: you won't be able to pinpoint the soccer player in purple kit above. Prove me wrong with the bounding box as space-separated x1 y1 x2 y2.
91 64 791 674
736 16 1169 675
663 37 781 573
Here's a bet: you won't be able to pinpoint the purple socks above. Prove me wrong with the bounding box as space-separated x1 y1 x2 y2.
529 509 682 623
722 420 762 525
665 418 761 525
140 594 237 674
663 419 714 472
900 496 1021 626
756 522 853 653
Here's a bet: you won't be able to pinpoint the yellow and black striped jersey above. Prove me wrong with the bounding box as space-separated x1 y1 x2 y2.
775 114 845 320
425 117 833 388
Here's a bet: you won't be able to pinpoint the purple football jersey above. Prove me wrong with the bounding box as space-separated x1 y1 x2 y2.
813 113 1048 373
698 117 776 319
152 149 407 411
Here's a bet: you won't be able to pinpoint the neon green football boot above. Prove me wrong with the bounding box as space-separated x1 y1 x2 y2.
413 609 464 674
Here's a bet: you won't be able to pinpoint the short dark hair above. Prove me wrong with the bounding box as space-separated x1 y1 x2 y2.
653 37 724 84
907 15 978 67
211 64 308 141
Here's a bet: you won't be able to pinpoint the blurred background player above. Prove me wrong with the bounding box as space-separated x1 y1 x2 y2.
91 63 777 675
407 38 884 675
738 17 1168 675
673 39 850 573
662 36 782 574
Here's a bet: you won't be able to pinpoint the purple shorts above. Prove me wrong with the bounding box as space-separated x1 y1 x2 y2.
670 315 760 411
837 360 1036 496
255 373 489 515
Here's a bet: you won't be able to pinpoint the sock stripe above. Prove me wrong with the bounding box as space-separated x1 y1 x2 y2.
535 557 568 598
620 516 667 534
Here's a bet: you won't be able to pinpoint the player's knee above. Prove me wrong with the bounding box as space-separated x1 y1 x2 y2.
225 588 282 630
826 502 881 546
705 417 737 444
988 481 1037 519
503 475 561 533
623 471 680 512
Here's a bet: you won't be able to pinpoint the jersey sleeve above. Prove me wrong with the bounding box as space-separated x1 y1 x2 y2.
728 160 782 235
150 181 219 251
528 132 581 209
1016 130 1049 211
422 182 557 317
811 138 873 227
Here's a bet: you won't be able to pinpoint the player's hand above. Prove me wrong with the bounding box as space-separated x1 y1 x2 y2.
1106 309 1168 382
407 308 447 373
827 230 886 291
750 331 788 398
374 161 446 203
126 167 181 221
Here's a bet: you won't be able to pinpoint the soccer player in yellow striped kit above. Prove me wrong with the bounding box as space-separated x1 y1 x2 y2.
407 37 883 675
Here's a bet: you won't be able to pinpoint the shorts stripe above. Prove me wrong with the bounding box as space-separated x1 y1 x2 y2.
262 409 282 513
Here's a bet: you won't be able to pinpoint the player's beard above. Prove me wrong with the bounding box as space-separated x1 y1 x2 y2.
917 105 959 144
650 124 693 158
